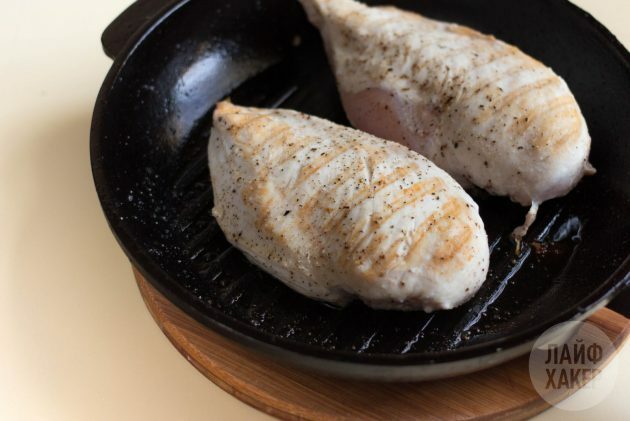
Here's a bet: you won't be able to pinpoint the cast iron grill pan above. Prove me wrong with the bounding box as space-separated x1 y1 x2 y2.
92 0 630 369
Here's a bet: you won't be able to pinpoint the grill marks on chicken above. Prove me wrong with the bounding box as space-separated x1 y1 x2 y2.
299 0 595 243
209 102 489 311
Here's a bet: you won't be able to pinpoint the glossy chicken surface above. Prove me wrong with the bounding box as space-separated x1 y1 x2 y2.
209 102 489 311
299 0 595 239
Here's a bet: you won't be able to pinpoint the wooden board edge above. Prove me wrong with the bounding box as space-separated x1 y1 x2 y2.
133 268 629 421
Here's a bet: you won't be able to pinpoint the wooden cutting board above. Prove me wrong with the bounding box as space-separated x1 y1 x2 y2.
134 269 629 420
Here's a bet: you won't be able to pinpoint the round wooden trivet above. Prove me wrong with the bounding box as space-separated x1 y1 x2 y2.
133 269 629 420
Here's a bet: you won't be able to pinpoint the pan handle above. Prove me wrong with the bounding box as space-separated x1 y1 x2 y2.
101 0 180 59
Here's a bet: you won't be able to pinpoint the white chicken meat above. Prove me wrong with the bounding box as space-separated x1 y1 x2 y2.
208 102 489 311
299 0 595 241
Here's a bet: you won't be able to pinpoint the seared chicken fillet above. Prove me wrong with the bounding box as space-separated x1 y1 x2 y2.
209 102 489 311
299 0 595 241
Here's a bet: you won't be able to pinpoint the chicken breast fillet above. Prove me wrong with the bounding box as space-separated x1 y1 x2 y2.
209 102 489 311
299 0 595 240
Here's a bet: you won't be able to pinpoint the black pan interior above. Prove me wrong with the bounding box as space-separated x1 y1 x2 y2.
91 0 630 364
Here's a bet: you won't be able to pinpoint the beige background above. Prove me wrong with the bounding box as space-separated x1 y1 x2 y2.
0 1 628 420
